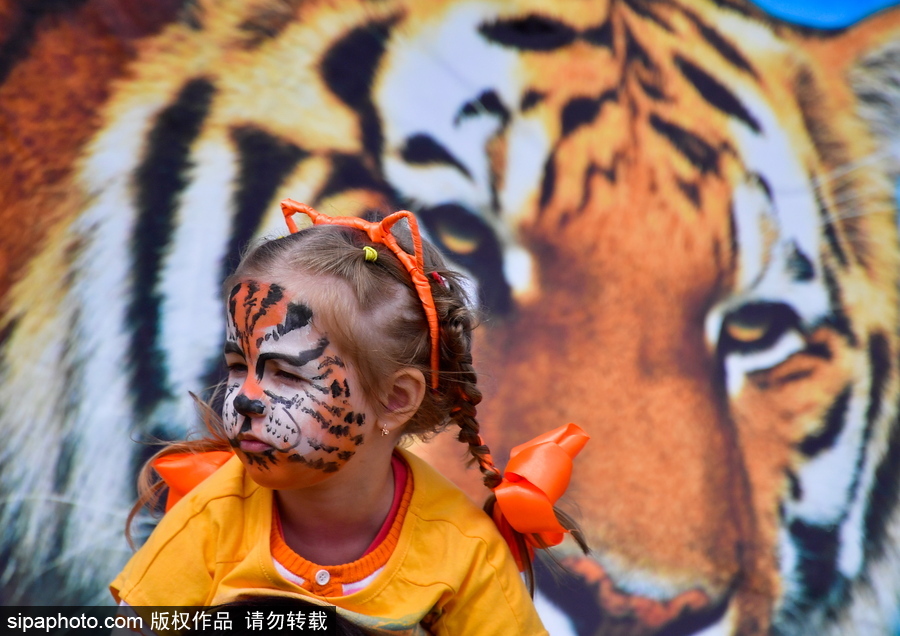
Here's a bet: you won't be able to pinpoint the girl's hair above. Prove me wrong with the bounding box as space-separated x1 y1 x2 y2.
127 217 586 587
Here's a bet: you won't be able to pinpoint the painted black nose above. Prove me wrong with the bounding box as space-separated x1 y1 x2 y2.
234 394 265 417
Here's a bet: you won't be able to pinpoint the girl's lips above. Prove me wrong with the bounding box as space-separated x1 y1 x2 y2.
238 437 272 453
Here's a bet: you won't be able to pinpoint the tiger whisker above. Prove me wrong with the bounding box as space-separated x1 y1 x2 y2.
817 208 895 229
767 153 892 197
807 150 896 193
823 182 894 206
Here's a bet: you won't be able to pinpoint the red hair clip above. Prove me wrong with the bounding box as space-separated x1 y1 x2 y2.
280 199 441 389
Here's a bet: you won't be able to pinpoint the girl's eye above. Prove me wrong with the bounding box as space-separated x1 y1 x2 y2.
227 362 248 374
275 369 304 384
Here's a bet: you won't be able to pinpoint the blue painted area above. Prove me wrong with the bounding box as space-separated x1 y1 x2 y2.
753 0 899 28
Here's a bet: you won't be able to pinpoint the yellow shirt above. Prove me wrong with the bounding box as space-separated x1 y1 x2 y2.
111 450 547 635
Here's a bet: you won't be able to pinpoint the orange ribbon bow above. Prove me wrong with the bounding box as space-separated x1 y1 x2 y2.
490 423 589 568
152 451 234 511
280 199 441 389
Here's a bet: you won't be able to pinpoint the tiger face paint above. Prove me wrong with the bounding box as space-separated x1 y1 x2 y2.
223 280 371 489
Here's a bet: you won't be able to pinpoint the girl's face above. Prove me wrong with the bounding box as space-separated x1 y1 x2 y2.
223 278 374 489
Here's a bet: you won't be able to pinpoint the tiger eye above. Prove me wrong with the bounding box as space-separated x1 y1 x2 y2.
724 315 772 343
437 224 481 255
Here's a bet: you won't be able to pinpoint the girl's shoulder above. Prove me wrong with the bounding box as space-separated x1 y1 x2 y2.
112 455 268 606
159 453 267 529
399 448 500 540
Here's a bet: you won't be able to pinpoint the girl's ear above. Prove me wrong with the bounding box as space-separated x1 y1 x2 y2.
381 367 427 430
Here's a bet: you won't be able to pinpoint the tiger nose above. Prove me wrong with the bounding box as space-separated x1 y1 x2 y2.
234 393 265 417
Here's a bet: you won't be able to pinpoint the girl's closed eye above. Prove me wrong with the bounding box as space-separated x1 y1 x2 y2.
273 367 306 384
225 356 248 376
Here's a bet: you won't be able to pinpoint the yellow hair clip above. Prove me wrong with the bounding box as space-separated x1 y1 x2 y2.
362 246 378 262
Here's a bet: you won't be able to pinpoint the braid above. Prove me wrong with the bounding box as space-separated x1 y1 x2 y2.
426 272 504 490
426 264 589 591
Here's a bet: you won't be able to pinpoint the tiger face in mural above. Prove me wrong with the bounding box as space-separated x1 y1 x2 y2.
1 0 899 633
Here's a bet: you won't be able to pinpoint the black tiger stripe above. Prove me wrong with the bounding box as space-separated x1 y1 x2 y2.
577 159 618 210
638 76 667 101
128 77 215 417
532 559 603 635
676 178 701 208
247 283 284 337
624 28 657 74
226 126 308 278
520 90 546 112
539 154 557 207
649 113 720 174
478 15 614 51
561 91 617 137
786 243 815 281
727 202 739 272
789 519 842 603
578 165 599 212
401 135 472 179
236 0 303 49
841 332 891 522
319 19 397 159
786 468 803 500
479 15 578 51
821 264 857 345
681 8 759 77
0 315 18 349
798 386 851 457
287 455 340 473
456 90 510 127
277 302 314 336
626 0 674 32
710 0 766 20
301 407 332 431
255 339 327 381
328 425 350 438
52 432 77 496
181 0 204 31
582 21 613 48
864 332 890 429
317 154 392 202
864 393 900 561
675 56 761 132
813 179 849 268
805 342 833 360
265 391 298 408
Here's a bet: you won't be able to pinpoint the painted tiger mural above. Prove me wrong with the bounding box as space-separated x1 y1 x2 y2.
1 0 899 633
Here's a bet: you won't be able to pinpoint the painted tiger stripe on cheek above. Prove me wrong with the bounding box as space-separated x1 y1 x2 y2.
224 282 370 479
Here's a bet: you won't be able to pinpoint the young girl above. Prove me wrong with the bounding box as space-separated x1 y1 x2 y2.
112 200 588 634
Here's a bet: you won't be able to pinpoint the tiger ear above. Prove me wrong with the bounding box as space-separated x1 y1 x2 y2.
818 10 900 179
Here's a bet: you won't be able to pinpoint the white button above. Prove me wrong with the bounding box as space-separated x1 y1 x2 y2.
315 569 330 585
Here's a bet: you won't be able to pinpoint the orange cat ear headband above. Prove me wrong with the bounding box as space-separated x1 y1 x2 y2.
281 199 441 389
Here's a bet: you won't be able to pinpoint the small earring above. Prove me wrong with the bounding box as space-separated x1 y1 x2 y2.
381 426 389 436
